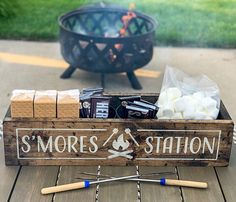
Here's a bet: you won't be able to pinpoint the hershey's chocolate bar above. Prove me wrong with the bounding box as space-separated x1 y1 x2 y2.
90 96 111 118
126 104 150 119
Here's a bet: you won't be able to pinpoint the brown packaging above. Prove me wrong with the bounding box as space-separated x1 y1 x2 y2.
34 90 57 118
57 89 80 118
11 90 35 118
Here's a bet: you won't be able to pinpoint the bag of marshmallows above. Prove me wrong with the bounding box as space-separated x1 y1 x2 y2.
157 66 220 120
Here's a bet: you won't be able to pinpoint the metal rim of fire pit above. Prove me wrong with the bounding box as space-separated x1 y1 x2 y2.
58 3 157 89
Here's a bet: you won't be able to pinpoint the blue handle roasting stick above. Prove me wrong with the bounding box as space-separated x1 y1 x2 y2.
41 174 139 194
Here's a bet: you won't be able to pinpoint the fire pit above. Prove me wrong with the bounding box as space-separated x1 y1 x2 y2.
58 3 157 89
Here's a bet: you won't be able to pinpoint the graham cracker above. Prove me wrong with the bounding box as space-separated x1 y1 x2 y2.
11 90 35 118
34 90 57 118
57 89 80 118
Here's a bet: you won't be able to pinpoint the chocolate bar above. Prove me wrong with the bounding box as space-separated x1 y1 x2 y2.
80 93 92 118
90 96 111 118
82 87 103 95
117 96 141 118
133 100 158 118
126 104 150 119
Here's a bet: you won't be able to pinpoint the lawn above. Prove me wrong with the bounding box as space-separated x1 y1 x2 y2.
0 0 236 48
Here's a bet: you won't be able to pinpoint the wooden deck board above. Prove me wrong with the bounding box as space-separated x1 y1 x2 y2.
139 167 182 202
0 141 19 202
54 166 98 202
9 166 58 202
98 166 138 202
215 146 236 202
178 167 225 202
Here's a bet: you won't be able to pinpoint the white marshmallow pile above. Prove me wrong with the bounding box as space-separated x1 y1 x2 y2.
157 87 219 120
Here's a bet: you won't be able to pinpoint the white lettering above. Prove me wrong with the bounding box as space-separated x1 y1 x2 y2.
55 136 66 153
89 136 98 153
202 137 215 154
163 137 173 153
21 135 31 153
37 136 53 152
184 137 189 154
190 137 201 154
155 136 163 153
68 136 78 153
80 136 87 153
175 137 183 153
144 137 153 154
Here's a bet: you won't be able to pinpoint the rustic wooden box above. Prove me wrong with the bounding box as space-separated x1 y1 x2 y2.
3 93 234 166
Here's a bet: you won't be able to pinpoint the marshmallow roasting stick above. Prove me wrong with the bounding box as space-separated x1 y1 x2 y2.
78 172 208 189
41 174 139 195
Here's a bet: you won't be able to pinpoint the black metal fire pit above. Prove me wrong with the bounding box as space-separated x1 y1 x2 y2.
59 3 157 89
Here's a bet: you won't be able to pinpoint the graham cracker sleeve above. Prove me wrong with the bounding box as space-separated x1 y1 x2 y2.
10 90 35 118
34 90 57 118
57 89 80 118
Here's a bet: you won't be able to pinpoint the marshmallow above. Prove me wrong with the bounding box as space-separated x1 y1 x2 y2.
194 111 208 119
193 92 205 101
158 116 170 119
207 107 219 119
158 91 168 107
172 112 183 119
157 87 219 120
156 108 163 118
183 106 196 119
201 97 217 111
162 102 174 117
166 87 182 101
173 97 185 112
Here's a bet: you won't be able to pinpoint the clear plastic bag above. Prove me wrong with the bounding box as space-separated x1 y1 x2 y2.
157 66 220 120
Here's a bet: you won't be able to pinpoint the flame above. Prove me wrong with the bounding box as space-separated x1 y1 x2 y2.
112 134 129 150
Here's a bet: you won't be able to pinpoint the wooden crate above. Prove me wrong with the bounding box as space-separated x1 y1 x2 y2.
3 93 234 166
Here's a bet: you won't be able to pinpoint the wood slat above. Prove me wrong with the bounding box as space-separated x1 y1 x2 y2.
139 167 182 202
98 166 138 202
178 167 225 202
10 166 58 202
54 166 98 202
0 141 19 201
215 145 236 202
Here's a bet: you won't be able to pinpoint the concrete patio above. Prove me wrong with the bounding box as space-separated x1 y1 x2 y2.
0 40 236 201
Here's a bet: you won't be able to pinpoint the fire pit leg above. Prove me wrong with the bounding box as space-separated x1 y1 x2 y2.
60 65 76 79
127 71 142 90
101 73 105 88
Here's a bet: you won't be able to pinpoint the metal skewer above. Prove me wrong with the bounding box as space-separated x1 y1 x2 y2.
77 172 208 189
41 174 139 195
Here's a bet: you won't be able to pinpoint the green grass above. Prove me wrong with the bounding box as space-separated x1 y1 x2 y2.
0 0 236 48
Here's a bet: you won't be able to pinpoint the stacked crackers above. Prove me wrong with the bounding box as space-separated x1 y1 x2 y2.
10 89 80 118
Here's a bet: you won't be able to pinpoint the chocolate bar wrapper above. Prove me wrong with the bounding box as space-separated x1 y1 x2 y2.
118 96 141 118
133 100 158 118
82 87 103 95
126 104 150 119
90 96 111 118
80 93 92 118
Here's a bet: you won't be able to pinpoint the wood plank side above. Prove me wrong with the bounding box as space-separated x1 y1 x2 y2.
139 167 182 202
215 145 236 202
98 166 138 202
10 166 58 202
0 141 19 202
178 167 225 202
54 166 98 202
3 119 233 166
